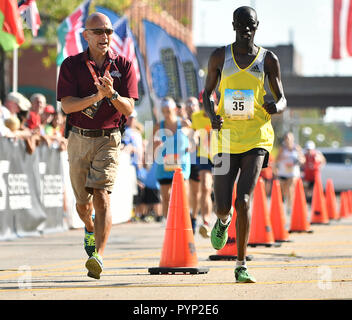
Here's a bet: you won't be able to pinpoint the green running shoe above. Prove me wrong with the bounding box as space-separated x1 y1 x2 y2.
85 251 103 280
210 213 232 250
235 266 256 283
84 215 95 257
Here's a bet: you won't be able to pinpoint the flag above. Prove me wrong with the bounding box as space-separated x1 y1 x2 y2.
0 0 25 51
110 17 140 82
132 31 154 122
56 0 91 66
18 0 41 37
332 0 352 59
171 36 202 98
143 20 187 104
96 7 153 122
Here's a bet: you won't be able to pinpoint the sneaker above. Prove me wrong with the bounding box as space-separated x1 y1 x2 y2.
199 223 210 238
144 215 155 223
85 251 103 280
84 215 95 257
155 216 164 223
235 266 256 283
210 214 232 250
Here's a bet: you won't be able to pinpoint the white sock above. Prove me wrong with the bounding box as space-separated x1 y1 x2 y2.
236 260 247 269
220 207 233 225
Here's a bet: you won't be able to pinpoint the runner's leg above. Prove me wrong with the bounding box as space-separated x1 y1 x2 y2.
235 153 265 261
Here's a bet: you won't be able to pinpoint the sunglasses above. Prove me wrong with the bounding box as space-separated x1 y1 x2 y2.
86 28 114 35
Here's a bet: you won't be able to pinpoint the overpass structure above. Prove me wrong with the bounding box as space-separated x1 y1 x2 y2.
280 76 352 108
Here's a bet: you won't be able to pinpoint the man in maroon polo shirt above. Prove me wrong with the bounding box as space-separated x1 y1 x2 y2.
57 12 138 279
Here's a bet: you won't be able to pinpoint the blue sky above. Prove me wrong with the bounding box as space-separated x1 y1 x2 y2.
193 0 352 76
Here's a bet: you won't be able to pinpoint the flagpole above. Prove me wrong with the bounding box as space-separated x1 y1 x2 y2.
56 40 61 111
12 47 18 93
334 60 339 76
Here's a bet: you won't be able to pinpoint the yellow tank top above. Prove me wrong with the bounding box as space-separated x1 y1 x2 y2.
211 44 274 158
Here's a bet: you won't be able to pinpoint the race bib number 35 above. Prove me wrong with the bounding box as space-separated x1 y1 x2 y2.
224 89 254 120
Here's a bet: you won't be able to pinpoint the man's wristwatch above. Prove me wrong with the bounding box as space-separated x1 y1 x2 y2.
110 90 119 101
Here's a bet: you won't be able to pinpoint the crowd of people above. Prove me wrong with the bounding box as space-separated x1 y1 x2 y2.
0 91 67 153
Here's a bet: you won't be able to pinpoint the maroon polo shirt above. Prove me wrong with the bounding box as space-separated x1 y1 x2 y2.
57 49 138 129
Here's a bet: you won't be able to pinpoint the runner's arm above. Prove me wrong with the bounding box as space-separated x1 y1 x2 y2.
203 47 225 129
263 51 287 115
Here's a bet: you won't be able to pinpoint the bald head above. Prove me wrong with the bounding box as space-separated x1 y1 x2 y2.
85 12 112 29
233 6 257 23
232 5 259 43
83 13 114 58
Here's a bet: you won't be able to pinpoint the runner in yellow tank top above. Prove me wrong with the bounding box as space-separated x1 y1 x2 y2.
203 6 287 283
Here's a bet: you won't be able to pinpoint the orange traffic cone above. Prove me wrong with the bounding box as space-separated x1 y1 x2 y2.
310 173 329 224
325 179 339 220
270 179 290 242
289 178 313 233
148 168 209 274
248 177 280 247
347 190 352 216
209 184 253 261
339 192 349 219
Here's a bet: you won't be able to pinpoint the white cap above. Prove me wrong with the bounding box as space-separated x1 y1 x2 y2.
305 140 316 150
6 92 31 111
161 97 176 109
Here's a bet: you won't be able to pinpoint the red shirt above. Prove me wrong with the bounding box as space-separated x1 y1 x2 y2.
27 111 41 129
304 150 320 182
57 49 138 129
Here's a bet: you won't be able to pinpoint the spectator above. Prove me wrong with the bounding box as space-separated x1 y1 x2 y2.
41 104 56 136
4 91 31 117
0 98 12 137
51 111 66 137
45 110 67 151
27 93 46 130
121 110 145 219
4 116 20 133
3 91 31 138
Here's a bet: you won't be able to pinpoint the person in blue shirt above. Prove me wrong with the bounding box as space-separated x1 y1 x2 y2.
121 110 145 218
152 97 194 219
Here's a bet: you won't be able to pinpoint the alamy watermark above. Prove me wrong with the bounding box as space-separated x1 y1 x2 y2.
317 265 332 290
138 121 232 175
17 265 32 289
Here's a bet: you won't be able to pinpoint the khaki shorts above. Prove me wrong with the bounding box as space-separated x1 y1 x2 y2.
67 130 121 204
